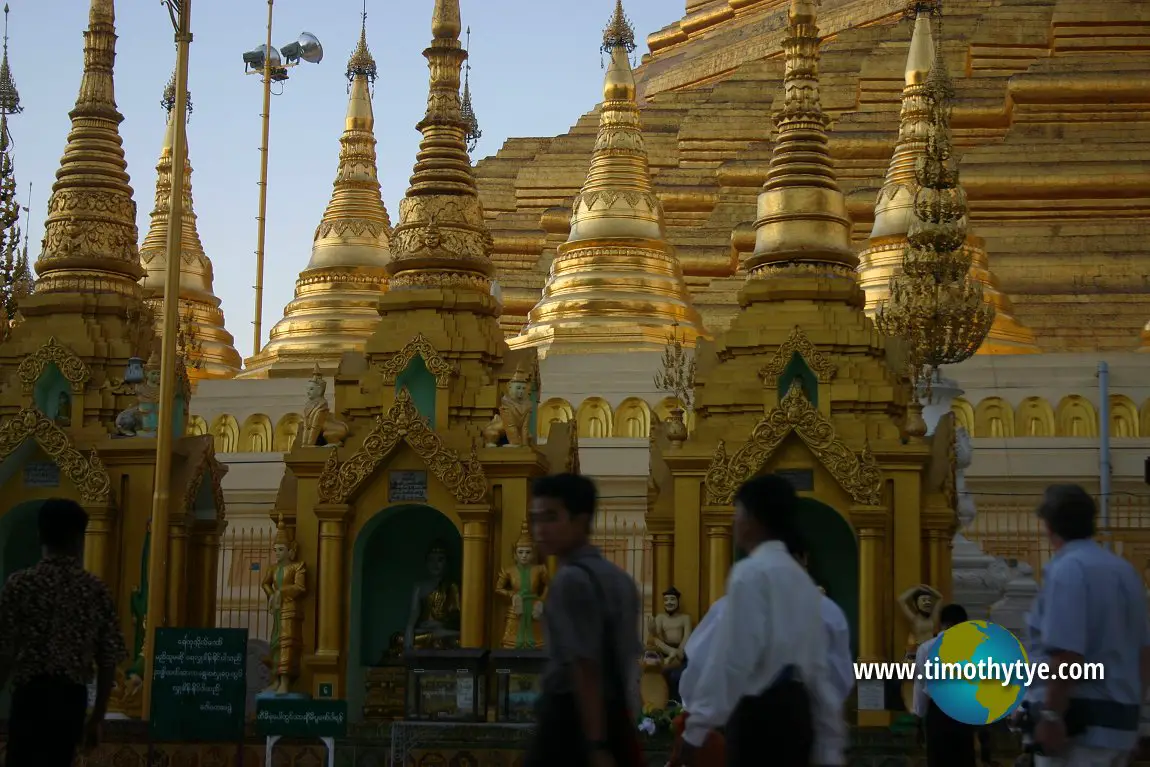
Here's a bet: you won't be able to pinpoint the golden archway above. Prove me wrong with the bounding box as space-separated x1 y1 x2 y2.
0 409 111 504
375 333 457 389
17 337 92 394
317 388 488 504
704 383 882 506
758 326 838 384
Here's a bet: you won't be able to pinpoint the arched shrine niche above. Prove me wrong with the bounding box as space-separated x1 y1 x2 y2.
793 498 859 658
348 503 462 720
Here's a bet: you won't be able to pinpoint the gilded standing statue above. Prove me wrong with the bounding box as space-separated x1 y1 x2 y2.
898 584 943 657
262 515 308 695
495 522 550 649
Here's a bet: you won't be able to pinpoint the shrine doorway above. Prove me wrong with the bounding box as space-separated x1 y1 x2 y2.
0 500 42 584
0 499 42 716
347 503 462 720
795 498 859 658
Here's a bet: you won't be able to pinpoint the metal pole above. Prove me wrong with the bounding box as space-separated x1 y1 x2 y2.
142 0 192 719
1098 361 1111 547
252 0 274 356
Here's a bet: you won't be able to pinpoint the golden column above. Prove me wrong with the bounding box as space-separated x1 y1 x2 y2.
314 504 351 660
166 515 189 626
511 1 705 356
852 510 886 663
143 0 192 718
243 14 392 378
704 518 731 608
82 505 115 584
139 73 242 381
459 505 490 648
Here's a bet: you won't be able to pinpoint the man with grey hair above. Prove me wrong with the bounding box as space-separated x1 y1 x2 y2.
1023 484 1150 767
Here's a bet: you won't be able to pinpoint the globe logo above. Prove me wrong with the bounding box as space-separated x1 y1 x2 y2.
924 620 1029 725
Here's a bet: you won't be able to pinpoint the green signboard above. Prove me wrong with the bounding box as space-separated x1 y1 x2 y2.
149 627 248 742
255 698 348 738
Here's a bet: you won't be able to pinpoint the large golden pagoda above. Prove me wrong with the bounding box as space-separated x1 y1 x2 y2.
139 73 242 382
476 0 1150 353
241 18 393 378
648 0 951 715
510 2 706 356
858 5 1037 355
0 0 225 720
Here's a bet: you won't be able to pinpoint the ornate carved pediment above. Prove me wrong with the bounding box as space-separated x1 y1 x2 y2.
376 333 457 389
17 337 92 394
317 388 487 504
0 408 111 504
182 438 228 521
758 326 837 385
704 383 882 506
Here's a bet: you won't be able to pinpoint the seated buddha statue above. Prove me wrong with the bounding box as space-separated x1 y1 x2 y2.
403 540 462 652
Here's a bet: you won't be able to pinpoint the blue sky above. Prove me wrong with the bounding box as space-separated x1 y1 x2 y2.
10 0 674 358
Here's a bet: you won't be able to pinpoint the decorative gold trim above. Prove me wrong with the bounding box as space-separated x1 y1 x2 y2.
0 409 112 504
758 326 837 385
17 337 92 394
317 388 487 504
704 383 882 506
183 445 228 521
376 333 457 389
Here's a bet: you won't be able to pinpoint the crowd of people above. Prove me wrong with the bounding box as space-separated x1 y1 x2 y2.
522 477 1150 767
0 476 1146 767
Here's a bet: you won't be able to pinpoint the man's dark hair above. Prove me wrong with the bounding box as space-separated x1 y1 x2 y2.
734 474 798 540
38 498 89 551
531 473 598 520
1036 484 1096 541
663 586 681 598
939 603 968 629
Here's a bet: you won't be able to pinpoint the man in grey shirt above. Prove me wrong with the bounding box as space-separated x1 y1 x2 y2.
525 473 642 767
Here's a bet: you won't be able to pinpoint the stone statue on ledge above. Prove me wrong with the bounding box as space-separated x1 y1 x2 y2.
483 363 536 447
55 391 71 427
115 351 161 437
898 584 943 658
301 365 349 447
404 540 462 652
262 514 307 696
495 522 550 649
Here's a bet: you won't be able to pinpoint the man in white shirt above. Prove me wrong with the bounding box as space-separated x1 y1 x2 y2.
789 537 855 708
912 603 977 767
679 474 847 767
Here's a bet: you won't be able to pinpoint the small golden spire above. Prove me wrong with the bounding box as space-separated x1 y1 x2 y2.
242 14 392 378
0 5 22 117
139 72 241 382
35 0 143 298
602 0 636 54
385 0 495 296
511 4 706 356
346 2 376 84
460 27 480 153
745 0 855 277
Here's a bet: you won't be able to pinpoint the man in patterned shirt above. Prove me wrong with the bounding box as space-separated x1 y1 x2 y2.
0 498 127 766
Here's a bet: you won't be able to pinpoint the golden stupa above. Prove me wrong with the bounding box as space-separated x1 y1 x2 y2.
139 72 242 382
510 1 706 356
275 0 560 702
649 0 948 704
242 18 392 378
857 5 1037 354
0 0 225 726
